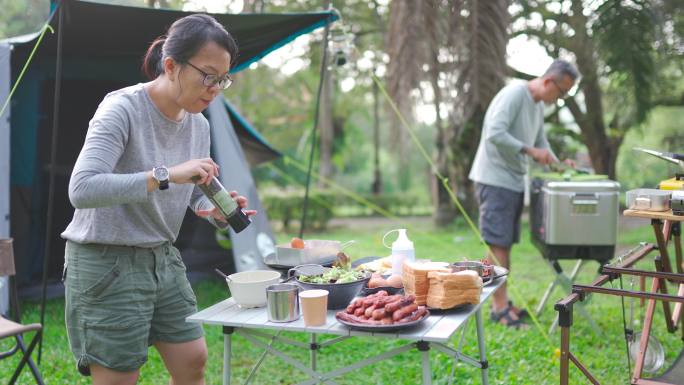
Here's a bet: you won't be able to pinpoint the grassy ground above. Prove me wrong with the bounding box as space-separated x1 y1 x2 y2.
2 215 682 384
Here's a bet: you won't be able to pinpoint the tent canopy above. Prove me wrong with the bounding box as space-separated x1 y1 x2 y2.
11 0 337 73
6 0 337 186
0 0 337 286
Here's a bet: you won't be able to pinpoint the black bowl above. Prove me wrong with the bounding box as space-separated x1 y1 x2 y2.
360 285 403 296
296 272 371 309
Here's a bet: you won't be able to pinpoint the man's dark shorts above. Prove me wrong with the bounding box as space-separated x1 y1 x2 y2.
475 183 524 249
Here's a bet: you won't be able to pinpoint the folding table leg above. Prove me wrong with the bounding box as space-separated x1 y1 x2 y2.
223 327 234 385
537 260 583 317
655 255 676 332
475 309 489 385
417 341 431 385
550 299 600 335
310 334 318 383
544 260 601 335
672 222 682 274
245 330 281 385
536 278 560 316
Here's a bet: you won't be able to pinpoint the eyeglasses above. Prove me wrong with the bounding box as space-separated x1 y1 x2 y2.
186 62 233 89
550 78 569 98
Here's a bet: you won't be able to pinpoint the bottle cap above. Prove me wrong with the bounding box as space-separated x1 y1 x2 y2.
227 208 252 233
392 229 413 250
382 228 413 250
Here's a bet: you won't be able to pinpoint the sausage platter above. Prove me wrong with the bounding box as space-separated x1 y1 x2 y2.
335 290 430 332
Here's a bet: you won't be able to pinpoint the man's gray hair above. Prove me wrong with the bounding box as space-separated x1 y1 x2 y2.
544 59 579 81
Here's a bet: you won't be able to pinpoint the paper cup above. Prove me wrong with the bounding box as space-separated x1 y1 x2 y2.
299 289 329 326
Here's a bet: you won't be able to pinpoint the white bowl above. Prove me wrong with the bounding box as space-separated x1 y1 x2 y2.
227 270 281 308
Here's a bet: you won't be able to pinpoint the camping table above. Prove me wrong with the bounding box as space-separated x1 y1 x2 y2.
188 277 505 385
624 209 683 332
556 209 684 385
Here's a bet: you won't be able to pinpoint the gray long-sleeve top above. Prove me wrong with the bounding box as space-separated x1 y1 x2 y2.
61 83 217 247
468 81 554 192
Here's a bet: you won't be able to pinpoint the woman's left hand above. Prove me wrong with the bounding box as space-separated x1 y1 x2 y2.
196 191 257 221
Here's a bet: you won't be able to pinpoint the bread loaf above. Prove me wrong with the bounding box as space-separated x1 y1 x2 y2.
426 270 483 309
402 261 450 305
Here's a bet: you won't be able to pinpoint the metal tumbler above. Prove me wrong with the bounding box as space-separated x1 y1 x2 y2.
266 283 300 322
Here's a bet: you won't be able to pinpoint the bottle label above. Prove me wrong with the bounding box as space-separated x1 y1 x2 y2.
213 189 238 217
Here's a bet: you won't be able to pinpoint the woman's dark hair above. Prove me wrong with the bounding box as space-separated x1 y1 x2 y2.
142 14 239 80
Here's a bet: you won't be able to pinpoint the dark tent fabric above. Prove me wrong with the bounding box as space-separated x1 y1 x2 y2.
0 0 336 292
225 99 281 166
10 0 336 73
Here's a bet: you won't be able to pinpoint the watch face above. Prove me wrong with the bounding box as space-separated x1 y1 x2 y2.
154 167 169 180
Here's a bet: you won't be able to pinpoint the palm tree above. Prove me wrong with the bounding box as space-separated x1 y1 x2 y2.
385 0 509 224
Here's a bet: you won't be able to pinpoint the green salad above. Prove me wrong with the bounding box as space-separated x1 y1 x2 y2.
298 267 366 284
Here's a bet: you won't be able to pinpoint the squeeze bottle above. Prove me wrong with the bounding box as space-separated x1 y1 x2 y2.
382 229 415 276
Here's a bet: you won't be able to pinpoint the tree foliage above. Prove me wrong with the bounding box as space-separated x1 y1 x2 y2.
0 0 50 39
593 0 655 125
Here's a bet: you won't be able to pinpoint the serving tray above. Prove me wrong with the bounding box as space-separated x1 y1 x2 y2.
335 310 430 332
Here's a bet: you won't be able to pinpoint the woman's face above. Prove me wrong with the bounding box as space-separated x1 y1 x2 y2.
172 41 232 114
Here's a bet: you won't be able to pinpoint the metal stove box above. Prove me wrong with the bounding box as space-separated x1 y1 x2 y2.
536 180 620 246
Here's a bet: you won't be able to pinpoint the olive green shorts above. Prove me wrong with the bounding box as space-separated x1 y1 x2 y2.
63 240 203 375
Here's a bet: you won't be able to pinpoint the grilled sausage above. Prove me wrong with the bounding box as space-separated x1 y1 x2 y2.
346 301 360 313
385 295 415 313
364 304 378 318
377 295 402 307
363 291 388 306
396 307 428 323
336 311 382 325
371 308 387 320
392 303 418 321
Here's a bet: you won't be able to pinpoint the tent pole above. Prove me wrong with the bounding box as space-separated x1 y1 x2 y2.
38 0 65 363
300 0 332 238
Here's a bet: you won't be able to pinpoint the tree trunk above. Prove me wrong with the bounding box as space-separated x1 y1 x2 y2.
426 0 457 226
449 0 508 217
451 105 485 217
317 68 334 187
372 78 382 194
316 0 334 188
386 0 424 192
566 0 621 179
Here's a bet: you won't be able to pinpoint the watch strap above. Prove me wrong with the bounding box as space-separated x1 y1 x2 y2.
158 178 169 190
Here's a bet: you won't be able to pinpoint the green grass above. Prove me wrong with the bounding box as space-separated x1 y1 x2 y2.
2 217 682 384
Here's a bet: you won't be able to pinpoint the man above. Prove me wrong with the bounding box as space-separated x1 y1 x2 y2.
468 59 578 328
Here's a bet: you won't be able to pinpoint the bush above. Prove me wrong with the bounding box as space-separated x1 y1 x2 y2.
333 192 431 217
261 189 335 231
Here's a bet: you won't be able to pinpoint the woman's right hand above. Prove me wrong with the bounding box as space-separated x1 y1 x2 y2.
169 158 219 185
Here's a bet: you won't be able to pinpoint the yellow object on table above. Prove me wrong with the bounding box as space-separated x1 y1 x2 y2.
658 176 684 190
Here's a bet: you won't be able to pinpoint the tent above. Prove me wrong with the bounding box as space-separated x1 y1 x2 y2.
0 0 338 302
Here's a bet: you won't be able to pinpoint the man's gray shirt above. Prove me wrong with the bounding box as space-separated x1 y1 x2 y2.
62 83 216 247
468 81 552 192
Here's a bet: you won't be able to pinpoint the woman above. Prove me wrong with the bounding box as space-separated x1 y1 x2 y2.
61 14 252 384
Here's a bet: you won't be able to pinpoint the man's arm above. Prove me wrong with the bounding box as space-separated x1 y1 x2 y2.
485 89 526 155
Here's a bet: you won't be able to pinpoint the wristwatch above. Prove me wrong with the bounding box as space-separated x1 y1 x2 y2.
152 166 169 190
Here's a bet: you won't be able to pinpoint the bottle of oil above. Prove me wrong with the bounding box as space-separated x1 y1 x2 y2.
195 177 251 233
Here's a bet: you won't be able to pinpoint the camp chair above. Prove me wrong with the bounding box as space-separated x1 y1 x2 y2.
0 238 45 385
